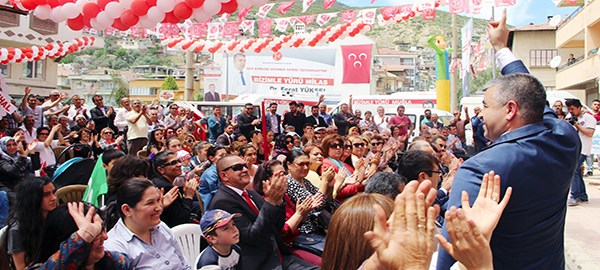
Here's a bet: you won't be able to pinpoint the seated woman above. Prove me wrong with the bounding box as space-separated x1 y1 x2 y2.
30 202 132 270
34 125 65 167
165 137 183 153
0 136 34 201
302 145 324 188
147 129 165 155
6 177 57 270
104 178 191 269
321 134 365 201
272 134 294 162
70 128 96 158
178 133 195 153
190 141 210 168
98 127 125 152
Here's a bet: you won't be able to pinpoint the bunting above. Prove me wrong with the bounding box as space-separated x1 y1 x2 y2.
223 22 240 38
207 22 224 39
302 0 315 12
238 7 252 21
275 18 290 31
316 13 337 26
257 3 276 18
258 19 272 37
324 0 336 10
277 1 296 15
240 20 255 35
341 10 356 23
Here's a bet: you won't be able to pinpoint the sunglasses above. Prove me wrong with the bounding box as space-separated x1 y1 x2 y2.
294 162 310 167
167 131 175 134
186 139 194 143
223 163 248 172
39 132 49 136
330 143 342 149
161 160 180 167
246 107 254 110
372 142 384 146
285 140 294 145
104 132 113 135
344 145 353 150
353 143 365 148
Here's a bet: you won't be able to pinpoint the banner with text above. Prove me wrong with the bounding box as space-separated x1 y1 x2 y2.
222 48 337 99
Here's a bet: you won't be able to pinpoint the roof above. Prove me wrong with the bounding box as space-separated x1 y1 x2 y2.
377 48 417 55
57 65 77 76
511 22 557 31
381 64 413 71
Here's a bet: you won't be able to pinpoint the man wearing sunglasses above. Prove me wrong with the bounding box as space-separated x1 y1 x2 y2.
90 95 116 133
210 155 319 270
283 101 307 137
236 103 260 139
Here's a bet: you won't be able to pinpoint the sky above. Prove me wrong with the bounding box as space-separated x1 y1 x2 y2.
337 0 579 27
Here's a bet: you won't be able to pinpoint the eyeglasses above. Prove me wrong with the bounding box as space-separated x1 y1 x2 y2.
372 142 384 146
223 163 248 172
167 131 175 134
344 145 353 150
104 132 113 135
285 140 294 145
161 160 180 167
39 132 49 136
425 170 443 175
330 143 342 149
293 162 310 167
186 139 194 143
353 143 365 148
51 94 59 97
246 107 254 111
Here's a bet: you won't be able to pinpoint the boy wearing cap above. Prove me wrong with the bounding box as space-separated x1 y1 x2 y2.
197 209 243 270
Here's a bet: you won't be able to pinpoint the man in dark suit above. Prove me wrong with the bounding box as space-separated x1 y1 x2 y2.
282 101 306 137
437 10 580 270
209 155 319 270
237 103 260 139
89 94 116 133
215 123 235 146
306 105 328 128
332 103 356 135
204 84 221 101
265 102 282 136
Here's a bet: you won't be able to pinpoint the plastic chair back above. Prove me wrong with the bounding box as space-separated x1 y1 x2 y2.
56 185 87 205
171 223 203 265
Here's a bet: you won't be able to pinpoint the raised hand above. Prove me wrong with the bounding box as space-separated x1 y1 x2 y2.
159 187 178 208
59 92 69 100
461 171 512 241
183 177 199 199
296 195 314 216
68 202 103 243
115 135 124 144
487 8 509 51
25 87 31 95
263 170 287 206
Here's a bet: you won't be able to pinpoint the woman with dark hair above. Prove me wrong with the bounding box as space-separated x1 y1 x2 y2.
0 136 34 200
321 134 365 201
7 128 26 149
6 177 57 270
106 156 149 203
235 134 248 144
30 202 132 270
104 178 191 269
341 139 354 170
253 160 322 265
321 193 394 270
70 128 96 158
147 129 165 155
165 127 177 138
239 144 258 185
165 137 183 153
272 134 294 162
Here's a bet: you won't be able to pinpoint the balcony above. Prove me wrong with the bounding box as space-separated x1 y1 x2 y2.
555 52 600 90
556 0 600 49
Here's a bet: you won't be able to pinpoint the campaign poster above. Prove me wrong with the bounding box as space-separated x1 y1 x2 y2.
222 48 337 99
203 66 222 101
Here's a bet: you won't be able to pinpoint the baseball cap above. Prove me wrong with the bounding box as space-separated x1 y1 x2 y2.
200 209 241 236
176 150 191 161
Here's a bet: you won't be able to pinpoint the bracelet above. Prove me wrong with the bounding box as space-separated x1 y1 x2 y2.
82 228 96 239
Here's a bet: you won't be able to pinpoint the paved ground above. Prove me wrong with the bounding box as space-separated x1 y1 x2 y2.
565 170 600 269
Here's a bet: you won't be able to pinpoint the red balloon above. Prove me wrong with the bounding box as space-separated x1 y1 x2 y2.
162 11 180 23
58 0 74 5
146 0 157 5
121 10 139 26
173 2 192 20
82 2 101 18
112 18 129 30
83 16 92 27
220 0 237 14
97 0 113 9
184 0 204 8
46 0 59 7
32 0 47 6
20 0 38 10
25 52 33 58
130 0 149 16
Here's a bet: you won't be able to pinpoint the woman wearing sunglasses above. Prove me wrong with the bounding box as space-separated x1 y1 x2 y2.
321 134 364 201
164 127 177 138
104 178 191 269
99 127 125 152
272 134 294 162
178 133 195 153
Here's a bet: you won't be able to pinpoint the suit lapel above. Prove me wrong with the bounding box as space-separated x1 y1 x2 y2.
221 185 259 220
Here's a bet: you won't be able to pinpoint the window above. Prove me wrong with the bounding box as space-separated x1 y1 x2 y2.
22 60 44 79
530 50 558 67
545 86 556 91
0 64 10 77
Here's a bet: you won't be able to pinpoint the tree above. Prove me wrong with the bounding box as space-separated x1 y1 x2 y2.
195 92 204 101
161 76 179 90
113 86 129 105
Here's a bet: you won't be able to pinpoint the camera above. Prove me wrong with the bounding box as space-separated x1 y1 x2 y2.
569 116 578 125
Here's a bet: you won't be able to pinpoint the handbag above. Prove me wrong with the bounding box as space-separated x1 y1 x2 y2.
291 233 326 256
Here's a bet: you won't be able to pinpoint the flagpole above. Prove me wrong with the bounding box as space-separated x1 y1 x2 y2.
492 6 496 79
451 14 458 113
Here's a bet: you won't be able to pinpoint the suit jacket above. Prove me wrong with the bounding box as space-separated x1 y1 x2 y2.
264 112 282 134
332 112 356 135
205 91 221 101
209 185 289 270
306 114 328 128
437 58 580 270
90 106 116 133
237 113 258 139
215 133 233 146
152 176 194 228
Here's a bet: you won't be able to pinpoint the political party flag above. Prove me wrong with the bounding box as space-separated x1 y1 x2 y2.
302 0 314 12
223 22 240 39
238 7 252 21
257 3 275 18
275 18 290 31
449 0 467 14
358 9 376 24
277 1 295 15
258 19 272 37
316 13 336 26
241 20 255 34
381 6 398 20
83 157 107 207
341 44 372 84
420 1 436 20
341 10 356 23
323 0 336 9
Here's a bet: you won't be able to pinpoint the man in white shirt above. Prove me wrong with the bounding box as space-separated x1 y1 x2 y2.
566 98 596 206
67 95 90 128
147 108 164 132
20 87 66 128
229 53 251 95
114 97 132 136
126 99 151 156
373 106 389 133
42 90 70 118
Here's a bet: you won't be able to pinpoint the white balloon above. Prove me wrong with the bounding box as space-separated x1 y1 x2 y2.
202 0 221 15
192 8 210 21
105 2 125 19
62 3 80 19
121 0 135 10
34 5 52 19
75 0 89 10
252 0 267 6
156 0 175 13
218 0 230 3
50 7 67 22
14 49 21 60
96 11 112 27
147 6 165 23
237 0 252 8
139 15 156 29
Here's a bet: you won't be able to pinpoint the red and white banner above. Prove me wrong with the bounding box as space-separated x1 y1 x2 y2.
469 0 483 14
449 0 468 14
381 6 398 20
240 20 255 35
277 1 296 15
0 75 17 116
239 7 252 21
324 0 336 9
219 14 230 23
420 1 436 20
495 0 515 7
316 13 337 26
341 10 356 23
275 18 290 31
359 9 376 24
302 0 314 12
159 23 180 38
258 19 272 37
223 22 240 39
297 14 316 25
398 4 413 16
105 26 116 36
341 44 372 84
207 22 224 39
257 3 276 18
188 23 208 38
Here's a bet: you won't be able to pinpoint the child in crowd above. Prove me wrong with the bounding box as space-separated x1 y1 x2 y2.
177 150 193 174
197 209 243 270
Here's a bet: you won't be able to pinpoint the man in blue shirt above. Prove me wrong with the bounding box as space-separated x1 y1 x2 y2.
208 107 227 144
199 145 228 212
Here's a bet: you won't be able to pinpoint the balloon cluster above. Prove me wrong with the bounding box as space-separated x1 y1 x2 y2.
161 20 372 54
0 37 95 64
12 0 263 31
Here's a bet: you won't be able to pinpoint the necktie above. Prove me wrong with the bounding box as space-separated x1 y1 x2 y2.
242 191 259 214
228 135 231 144
240 71 246 86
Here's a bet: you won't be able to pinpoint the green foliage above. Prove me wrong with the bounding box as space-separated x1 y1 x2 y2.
456 66 501 102
161 76 179 90
113 86 129 104
60 54 76 63
195 92 204 101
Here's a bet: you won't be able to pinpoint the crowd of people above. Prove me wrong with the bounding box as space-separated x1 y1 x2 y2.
0 9 587 270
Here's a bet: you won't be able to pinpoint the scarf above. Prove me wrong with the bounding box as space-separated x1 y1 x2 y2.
0 137 19 162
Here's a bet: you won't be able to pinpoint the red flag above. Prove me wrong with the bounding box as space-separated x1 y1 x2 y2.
494 0 515 7
223 22 240 39
260 101 271 158
341 44 372 84
398 4 412 16
381 6 398 20
316 13 336 26
420 1 436 20
257 3 275 18
359 9 376 24
566 0 576 3
105 26 116 36
240 20 255 34
302 0 314 12
277 1 295 15
238 7 252 21
297 14 316 25
258 19 272 37
274 18 290 31
449 0 467 14
341 10 356 23
323 0 336 9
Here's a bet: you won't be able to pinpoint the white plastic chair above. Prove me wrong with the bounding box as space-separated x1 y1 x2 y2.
171 223 203 265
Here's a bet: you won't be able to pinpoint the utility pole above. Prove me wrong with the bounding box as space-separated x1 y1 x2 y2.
451 14 458 112
185 51 194 101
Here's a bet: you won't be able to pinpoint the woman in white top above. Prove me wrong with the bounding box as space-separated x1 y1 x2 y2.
104 178 190 270
34 125 64 167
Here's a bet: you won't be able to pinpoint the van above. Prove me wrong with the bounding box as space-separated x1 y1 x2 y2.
329 92 438 116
